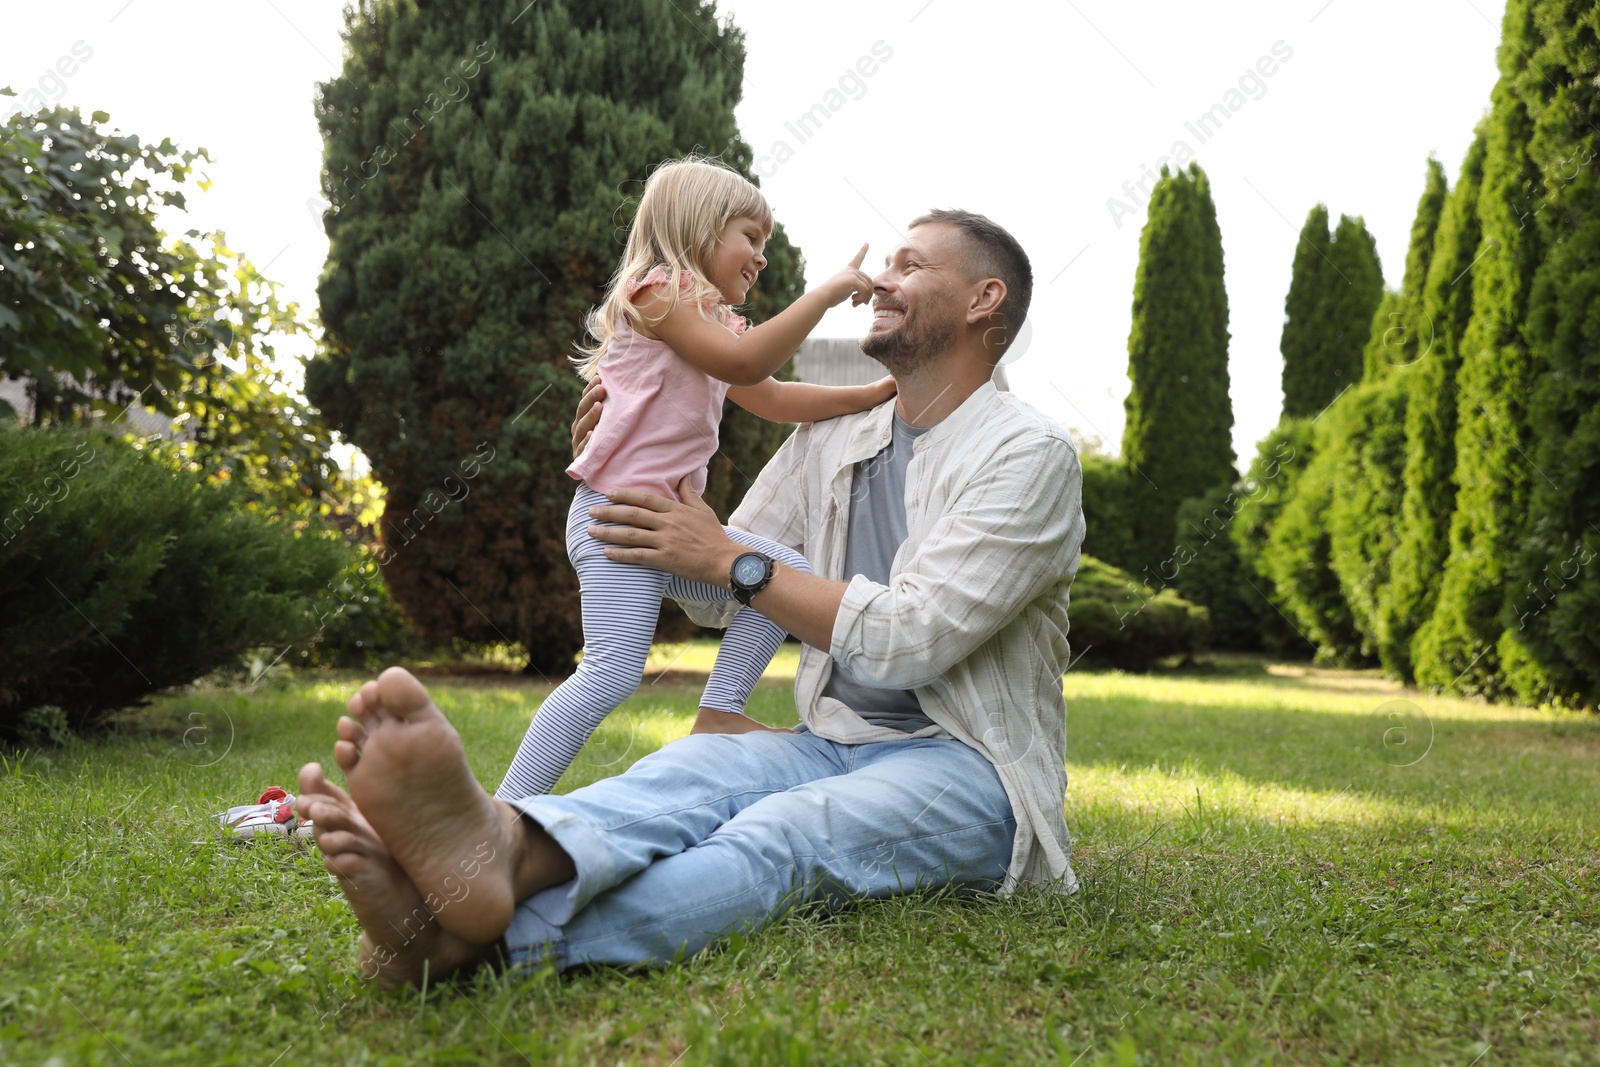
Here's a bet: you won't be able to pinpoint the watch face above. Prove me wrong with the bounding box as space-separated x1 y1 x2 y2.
733 554 767 586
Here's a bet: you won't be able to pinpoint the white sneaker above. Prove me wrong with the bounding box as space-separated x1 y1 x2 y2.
218 785 315 844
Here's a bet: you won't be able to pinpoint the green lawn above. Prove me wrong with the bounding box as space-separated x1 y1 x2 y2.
3 645 1596 1065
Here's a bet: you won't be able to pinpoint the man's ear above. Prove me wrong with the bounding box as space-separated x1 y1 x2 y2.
966 278 1006 324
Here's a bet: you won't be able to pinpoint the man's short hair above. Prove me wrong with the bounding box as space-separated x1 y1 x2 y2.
909 208 1033 357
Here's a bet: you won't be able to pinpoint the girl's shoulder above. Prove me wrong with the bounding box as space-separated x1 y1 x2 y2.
624 266 747 336
624 266 695 299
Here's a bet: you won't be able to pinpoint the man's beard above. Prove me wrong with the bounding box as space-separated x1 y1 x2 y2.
860 301 958 376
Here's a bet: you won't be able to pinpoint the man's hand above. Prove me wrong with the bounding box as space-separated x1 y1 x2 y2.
690 708 797 735
572 378 605 458
586 477 742 587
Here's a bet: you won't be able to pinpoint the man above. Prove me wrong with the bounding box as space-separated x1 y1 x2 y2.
297 209 1086 984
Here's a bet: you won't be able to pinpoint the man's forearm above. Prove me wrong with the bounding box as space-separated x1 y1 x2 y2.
746 564 848 650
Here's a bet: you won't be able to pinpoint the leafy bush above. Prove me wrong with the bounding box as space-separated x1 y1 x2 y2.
1231 421 1318 657
293 552 436 671
1068 555 1209 672
1079 453 1135 573
1173 485 1267 651
1325 374 1411 662
0 426 351 736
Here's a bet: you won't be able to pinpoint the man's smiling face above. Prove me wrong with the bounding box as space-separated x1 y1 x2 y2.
862 223 966 376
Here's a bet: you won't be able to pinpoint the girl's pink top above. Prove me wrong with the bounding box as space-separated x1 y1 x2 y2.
567 268 748 501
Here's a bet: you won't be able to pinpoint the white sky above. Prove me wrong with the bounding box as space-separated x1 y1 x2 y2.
3 0 1506 467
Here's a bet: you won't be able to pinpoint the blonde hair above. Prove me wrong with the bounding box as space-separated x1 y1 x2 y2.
573 156 773 381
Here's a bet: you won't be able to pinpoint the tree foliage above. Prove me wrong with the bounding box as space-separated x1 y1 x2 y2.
1078 451 1135 573
1413 4 1547 698
1503 0 1600 707
1318 161 1447 662
1231 419 1318 657
1279 206 1383 418
0 103 339 511
305 0 805 672
1121 163 1234 572
1380 130 1488 678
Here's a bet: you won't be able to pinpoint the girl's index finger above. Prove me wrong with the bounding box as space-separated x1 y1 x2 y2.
848 243 868 269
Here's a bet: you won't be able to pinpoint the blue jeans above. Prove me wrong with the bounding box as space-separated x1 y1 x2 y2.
501 728 1016 970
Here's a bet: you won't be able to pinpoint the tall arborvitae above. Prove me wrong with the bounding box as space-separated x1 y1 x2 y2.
1380 129 1488 679
305 0 804 670
1327 161 1448 657
1504 0 1600 708
1279 204 1333 417
1364 159 1448 380
1413 0 1544 696
1121 163 1235 573
1281 207 1384 417
1325 214 1386 379
1231 419 1320 656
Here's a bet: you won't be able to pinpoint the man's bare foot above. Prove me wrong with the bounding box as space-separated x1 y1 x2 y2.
340 667 574 944
690 708 796 735
295 762 492 988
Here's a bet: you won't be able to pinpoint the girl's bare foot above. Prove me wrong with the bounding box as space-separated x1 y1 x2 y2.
295 762 491 988
340 667 572 945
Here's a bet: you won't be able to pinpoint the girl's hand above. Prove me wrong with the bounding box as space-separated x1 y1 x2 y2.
823 244 874 308
865 375 897 405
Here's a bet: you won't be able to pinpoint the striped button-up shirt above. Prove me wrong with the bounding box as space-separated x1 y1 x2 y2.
695 380 1084 893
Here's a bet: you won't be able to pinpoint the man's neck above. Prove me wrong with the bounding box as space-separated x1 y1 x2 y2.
892 347 996 428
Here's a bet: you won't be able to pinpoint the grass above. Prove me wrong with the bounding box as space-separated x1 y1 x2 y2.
2 644 1597 1065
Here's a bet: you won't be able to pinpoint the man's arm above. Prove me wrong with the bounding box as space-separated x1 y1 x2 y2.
586 431 1084 682
582 482 846 649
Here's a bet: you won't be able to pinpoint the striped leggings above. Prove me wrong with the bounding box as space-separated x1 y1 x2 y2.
495 485 812 800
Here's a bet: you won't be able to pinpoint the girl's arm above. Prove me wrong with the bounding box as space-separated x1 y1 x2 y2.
727 376 897 424
639 246 873 387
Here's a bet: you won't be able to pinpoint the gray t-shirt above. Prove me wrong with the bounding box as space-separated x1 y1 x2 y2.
821 412 938 733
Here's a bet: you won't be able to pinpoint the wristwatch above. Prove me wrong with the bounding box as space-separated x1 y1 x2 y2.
729 551 776 607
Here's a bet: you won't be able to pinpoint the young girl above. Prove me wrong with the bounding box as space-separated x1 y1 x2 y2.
495 157 893 800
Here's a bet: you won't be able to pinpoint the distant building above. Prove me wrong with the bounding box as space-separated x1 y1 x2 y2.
792 339 1010 390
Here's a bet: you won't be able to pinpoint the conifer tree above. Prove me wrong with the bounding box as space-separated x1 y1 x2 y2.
1325 161 1447 658
1503 0 1600 708
1279 204 1333 418
1231 418 1319 656
1364 159 1448 380
1280 208 1383 417
304 0 804 670
1380 130 1487 678
1413 0 1544 696
1121 163 1235 572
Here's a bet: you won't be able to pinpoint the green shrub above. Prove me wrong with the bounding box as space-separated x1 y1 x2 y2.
1325 373 1411 661
1068 555 1209 672
0 426 351 736
1262 422 1365 666
1232 421 1318 656
1079 453 1135 572
294 552 436 671
1173 485 1266 651
1413 23 1544 698
1381 129 1486 681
